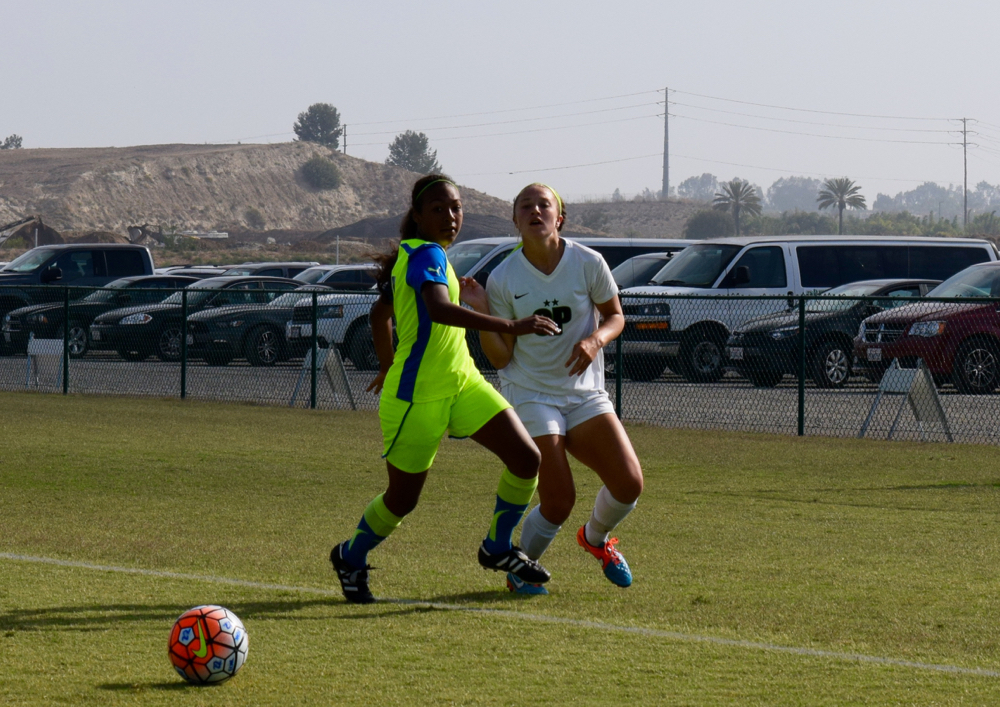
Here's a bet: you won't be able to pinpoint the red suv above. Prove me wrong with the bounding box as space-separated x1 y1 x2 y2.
854 262 1000 394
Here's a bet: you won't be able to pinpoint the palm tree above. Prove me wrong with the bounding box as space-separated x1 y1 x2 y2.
712 179 762 236
817 178 867 234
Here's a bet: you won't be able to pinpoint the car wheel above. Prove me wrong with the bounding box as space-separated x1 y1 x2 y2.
67 321 89 358
622 354 667 382
811 340 851 389
117 347 148 362
745 368 783 388
952 339 1000 394
679 332 726 383
347 324 379 371
156 324 183 362
246 326 282 367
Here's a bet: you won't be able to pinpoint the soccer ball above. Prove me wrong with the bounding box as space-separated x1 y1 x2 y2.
168 605 249 684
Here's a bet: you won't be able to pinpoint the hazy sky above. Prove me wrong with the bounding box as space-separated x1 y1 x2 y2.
7 1 1000 205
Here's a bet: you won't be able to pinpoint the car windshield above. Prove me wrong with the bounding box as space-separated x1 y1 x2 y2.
805 283 881 312
648 244 742 288
161 285 220 307
448 242 505 277
269 290 323 307
78 278 136 303
3 248 56 273
611 256 670 289
294 267 331 284
928 266 1000 298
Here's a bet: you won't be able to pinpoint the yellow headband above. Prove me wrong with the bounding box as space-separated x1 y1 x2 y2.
414 179 456 204
520 182 564 214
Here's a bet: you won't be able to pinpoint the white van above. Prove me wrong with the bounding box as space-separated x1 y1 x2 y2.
287 236 693 370
620 235 1000 382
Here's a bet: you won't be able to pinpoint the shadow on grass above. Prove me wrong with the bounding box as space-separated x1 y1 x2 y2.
0 597 342 633
98 682 195 692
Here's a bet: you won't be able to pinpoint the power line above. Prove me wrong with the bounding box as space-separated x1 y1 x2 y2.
349 113 661 147
455 152 664 177
350 101 661 137
670 88 953 122
348 89 663 127
670 112 957 145
668 99 955 134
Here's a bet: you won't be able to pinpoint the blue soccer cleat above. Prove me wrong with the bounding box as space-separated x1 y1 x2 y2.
577 526 632 588
506 572 549 595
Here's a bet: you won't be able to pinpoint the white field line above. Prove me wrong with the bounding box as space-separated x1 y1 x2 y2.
3 552 998 679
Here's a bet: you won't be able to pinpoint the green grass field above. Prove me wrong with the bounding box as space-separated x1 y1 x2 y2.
2 391 1000 705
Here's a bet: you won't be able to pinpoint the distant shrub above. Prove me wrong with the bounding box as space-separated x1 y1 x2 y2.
301 156 342 190
245 207 266 230
683 209 735 239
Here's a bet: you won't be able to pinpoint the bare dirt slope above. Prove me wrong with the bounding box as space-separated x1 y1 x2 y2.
565 199 705 238
0 143 511 233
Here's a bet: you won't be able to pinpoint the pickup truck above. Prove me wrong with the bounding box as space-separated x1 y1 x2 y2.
0 244 156 352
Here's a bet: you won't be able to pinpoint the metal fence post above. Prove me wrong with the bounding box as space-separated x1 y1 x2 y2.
797 295 806 436
310 291 318 409
62 287 69 395
615 333 623 419
180 289 188 400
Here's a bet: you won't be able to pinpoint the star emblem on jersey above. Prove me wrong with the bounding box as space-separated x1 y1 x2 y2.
544 300 551 306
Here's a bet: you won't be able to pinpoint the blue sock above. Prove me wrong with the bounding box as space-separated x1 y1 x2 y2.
482 470 537 554
342 494 402 568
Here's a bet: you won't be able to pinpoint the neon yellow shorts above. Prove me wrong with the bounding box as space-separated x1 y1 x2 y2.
380 374 510 473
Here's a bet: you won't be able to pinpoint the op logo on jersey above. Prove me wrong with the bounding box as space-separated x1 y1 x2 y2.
534 300 571 335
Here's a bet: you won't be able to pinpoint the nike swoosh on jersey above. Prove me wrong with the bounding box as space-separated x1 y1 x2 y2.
514 293 528 299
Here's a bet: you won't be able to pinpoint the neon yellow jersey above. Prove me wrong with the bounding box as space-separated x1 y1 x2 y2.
382 239 479 403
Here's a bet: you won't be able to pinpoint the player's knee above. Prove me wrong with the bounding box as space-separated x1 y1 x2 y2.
541 493 575 525
507 440 542 479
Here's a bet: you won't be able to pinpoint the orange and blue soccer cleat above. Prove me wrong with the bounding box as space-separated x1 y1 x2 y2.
576 526 632 588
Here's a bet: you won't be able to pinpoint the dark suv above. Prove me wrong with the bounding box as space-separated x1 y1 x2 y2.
0 243 155 322
854 262 1000 394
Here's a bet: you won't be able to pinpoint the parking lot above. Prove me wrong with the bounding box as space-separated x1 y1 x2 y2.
3 350 995 446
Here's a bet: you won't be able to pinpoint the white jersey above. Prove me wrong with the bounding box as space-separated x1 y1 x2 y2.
487 239 618 396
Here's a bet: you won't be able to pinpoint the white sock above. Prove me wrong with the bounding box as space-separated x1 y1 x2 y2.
585 486 636 547
519 506 562 560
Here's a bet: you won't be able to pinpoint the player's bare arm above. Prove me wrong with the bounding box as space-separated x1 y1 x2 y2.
422 281 558 336
460 277 516 369
366 298 395 393
565 295 625 377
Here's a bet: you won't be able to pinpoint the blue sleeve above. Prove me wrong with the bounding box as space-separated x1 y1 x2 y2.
405 243 450 292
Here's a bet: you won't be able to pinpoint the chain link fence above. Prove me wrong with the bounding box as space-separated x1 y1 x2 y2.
3 284 1000 445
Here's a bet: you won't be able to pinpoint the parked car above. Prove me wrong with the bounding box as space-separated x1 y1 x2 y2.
222 262 319 278
162 267 230 279
0 244 156 338
294 264 378 289
286 236 693 370
726 279 940 388
185 284 331 366
610 252 678 289
2 274 201 356
854 262 1000 394
620 235 999 383
89 276 300 362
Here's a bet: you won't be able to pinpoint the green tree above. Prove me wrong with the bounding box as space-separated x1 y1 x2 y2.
385 131 442 174
301 155 342 190
712 179 762 236
293 104 342 148
677 173 719 201
817 177 866 234
1 134 22 150
683 209 735 239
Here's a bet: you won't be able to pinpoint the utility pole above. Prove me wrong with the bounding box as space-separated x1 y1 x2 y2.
661 87 669 199
343 125 348 155
962 118 968 232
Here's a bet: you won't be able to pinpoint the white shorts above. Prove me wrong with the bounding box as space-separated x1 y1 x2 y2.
500 382 616 438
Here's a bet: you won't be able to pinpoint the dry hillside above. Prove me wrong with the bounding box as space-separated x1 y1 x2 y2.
565 199 706 239
0 143 511 234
